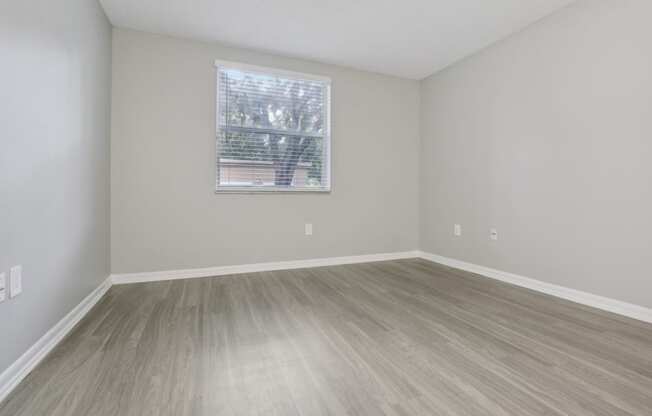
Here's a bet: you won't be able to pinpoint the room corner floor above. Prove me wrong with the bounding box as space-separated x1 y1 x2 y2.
1 259 651 415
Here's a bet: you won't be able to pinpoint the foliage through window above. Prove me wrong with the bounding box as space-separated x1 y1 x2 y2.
216 62 331 192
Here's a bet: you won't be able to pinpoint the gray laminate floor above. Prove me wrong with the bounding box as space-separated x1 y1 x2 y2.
1 259 651 415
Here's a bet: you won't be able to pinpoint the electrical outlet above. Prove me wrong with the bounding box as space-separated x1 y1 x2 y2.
0 272 6 303
490 228 498 241
305 223 313 236
10 265 22 298
454 224 462 237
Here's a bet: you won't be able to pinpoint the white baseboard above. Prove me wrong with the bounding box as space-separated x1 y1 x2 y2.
417 251 652 324
111 251 421 285
0 276 112 404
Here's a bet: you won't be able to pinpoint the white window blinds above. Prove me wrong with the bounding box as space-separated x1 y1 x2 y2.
216 62 331 192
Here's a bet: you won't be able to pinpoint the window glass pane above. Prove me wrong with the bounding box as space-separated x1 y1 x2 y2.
218 69 325 136
218 130 325 188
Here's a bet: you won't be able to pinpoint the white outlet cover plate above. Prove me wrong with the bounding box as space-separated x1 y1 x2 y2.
0 272 5 302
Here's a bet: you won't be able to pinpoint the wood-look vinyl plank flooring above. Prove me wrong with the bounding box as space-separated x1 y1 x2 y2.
1 259 651 415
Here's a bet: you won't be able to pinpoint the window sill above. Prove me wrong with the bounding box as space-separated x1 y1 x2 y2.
215 187 331 194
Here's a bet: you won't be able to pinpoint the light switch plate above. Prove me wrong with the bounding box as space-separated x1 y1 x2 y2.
454 224 462 236
305 223 313 236
10 265 22 298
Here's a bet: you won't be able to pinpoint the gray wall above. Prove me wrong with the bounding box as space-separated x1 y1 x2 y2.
0 0 112 372
111 29 420 273
420 0 652 308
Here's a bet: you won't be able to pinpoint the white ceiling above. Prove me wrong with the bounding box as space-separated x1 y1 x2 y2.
99 0 575 80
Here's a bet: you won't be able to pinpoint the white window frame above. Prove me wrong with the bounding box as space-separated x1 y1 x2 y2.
214 60 332 193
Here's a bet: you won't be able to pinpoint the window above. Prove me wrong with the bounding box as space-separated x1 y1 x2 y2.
215 61 331 192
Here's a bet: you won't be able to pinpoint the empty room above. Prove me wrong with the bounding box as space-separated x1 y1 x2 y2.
1 0 651 414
